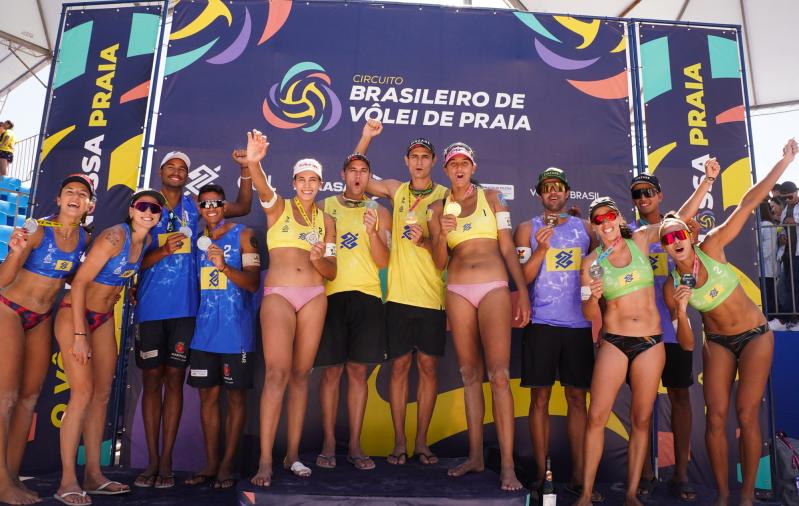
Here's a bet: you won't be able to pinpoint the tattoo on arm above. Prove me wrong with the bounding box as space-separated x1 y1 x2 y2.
250 235 258 248
103 229 122 247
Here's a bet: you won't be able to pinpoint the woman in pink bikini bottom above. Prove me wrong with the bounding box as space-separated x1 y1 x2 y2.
430 142 530 491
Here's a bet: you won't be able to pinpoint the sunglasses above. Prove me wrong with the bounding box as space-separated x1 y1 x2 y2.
198 199 225 209
631 187 659 199
539 181 566 194
660 229 691 245
131 201 163 214
591 210 618 225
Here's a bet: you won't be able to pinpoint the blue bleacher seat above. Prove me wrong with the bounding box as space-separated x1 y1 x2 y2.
0 242 8 260
13 215 25 227
0 201 16 215
0 225 13 244
0 177 22 191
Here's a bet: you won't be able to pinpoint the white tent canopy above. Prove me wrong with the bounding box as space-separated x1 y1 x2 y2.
1 0 797 109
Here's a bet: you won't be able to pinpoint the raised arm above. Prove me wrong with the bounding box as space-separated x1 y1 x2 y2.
707 138 798 248
224 149 254 218
674 157 721 221
246 129 285 223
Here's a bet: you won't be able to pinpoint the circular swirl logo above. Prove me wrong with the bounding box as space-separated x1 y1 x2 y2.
696 210 716 232
262 62 342 132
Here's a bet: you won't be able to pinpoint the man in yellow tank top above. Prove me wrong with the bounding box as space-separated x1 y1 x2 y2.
314 153 392 471
356 119 447 465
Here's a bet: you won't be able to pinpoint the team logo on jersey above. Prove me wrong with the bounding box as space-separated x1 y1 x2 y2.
201 266 228 290
463 223 472 232
545 248 581 271
620 271 640 285
649 253 668 276
341 232 358 249
705 286 722 301
175 341 186 354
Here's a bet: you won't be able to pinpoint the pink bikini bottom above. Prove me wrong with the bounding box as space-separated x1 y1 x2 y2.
263 285 325 312
447 280 508 308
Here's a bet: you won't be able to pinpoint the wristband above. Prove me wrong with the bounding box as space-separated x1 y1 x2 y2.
324 242 337 257
580 286 592 301
704 176 716 183
74 332 88 336
495 211 511 230
259 191 278 209
239 175 252 180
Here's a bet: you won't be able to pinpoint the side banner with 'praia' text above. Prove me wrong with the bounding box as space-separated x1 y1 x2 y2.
132 0 637 481
638 23 763 488
24 2 164 474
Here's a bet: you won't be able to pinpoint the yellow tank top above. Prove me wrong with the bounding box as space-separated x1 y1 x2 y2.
387 182 447 310
446 188 498 249
266 199 325 252
323 196 381 298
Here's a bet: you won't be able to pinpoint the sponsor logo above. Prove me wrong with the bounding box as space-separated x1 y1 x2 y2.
463 223 472 232
545 247 581 271
184 164 221 197
401 224 412 240
140 349 158 360
223 363 231 378
555 249 574 269
175 341 186 354
482 183 514 200
190 369 208 377
263 62 342 132
340 232 358 249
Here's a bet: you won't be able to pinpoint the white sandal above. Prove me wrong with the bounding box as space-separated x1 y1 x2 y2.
286 460 312 478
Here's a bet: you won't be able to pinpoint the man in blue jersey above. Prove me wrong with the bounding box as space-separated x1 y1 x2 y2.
133 151 253 488
183 184 260 489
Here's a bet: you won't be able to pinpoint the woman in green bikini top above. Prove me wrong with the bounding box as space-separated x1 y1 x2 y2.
660 138 798 506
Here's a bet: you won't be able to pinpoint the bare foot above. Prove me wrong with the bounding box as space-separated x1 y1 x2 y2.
387 443 407 465
447 457 484 478
133 464 158 488
83 474 130 494
183 467 217 486
54 485 89 505
251 463 272 487
13 478 37 498
413 443 439 465
712 494 729 506
624 493 644 506
500 467 523 491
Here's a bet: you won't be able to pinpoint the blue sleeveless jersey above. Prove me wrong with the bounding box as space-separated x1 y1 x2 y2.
528 216 591 328
23 225 87 279
631 221 677 344
190 224 255 353
135 194 200 322
94 224 145 286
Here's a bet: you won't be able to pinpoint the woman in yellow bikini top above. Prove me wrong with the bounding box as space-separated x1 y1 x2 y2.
429 142 529 491
661 140 798 506
245 129 337 486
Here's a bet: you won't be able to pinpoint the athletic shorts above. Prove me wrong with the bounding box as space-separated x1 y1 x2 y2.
385 301 447 358
0 152 12 163
315 291 387 367
661 342 694 389
521 323 594 389
187 349 254 389
135 317 196 369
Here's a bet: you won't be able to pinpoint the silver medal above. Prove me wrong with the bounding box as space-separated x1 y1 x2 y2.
22 218 38 234
179 225 193 238
305 231 319 245
589 263 604 280
196 236 212 252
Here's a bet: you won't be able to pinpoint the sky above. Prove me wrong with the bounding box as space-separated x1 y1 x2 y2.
3 44 798 187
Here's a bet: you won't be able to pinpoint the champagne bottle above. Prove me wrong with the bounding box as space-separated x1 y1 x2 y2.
541 455 556 506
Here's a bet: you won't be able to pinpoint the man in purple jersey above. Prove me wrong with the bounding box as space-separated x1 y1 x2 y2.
629 173 697 502
514 168 601 501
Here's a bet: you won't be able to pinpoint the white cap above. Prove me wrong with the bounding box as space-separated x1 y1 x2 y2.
159 151 191 170
292 158 323 179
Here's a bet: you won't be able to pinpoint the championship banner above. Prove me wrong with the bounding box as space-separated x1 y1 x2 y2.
637 23 763 488
128 0 637 479
23 2 164 474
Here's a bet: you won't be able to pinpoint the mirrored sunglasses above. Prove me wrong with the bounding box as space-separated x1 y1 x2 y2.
131 201 162 214
660 229 691 245
631 187 659 199
198 199 225 209
591 210 618 225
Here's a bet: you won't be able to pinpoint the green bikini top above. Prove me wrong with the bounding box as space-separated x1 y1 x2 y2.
599 239 654 301
672 246 739 313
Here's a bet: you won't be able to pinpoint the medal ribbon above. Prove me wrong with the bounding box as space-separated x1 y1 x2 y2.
594 236 622 266
408 181 434 212
204 219 226 238
37 216 79 228
294 196 316 229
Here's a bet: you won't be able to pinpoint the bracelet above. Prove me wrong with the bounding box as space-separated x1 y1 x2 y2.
220 264 227 273
705 176 716 183
74 332 87 336
239 175 252 180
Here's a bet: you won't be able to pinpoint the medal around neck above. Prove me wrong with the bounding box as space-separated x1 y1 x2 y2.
305 231 320 245
444 202 461 216
589 263 604 280
680 273 697 288
179 225 193 238
405 210 418 225
545 214 558 227
365 199 378 210
22 218 38 234
196 236 212 252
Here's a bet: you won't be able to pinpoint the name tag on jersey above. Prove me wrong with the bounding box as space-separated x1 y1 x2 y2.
158 233 191 254
619 271 640 285
201 266 228 290
54 260 73 272
545 247 581 271
649 253 668 277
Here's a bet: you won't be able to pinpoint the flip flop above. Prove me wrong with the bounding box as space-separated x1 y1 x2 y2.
154 473 176 489
386 452 407 465
636 477 657 497
212 477 237 489
86 480 130 495
133 472 156 488
413 452 439 465
53 491 91 505
668 480 698 502
184 474 215 486
285 461 312 478
347 455 376 471
316 454 336 469
565 482 606 503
